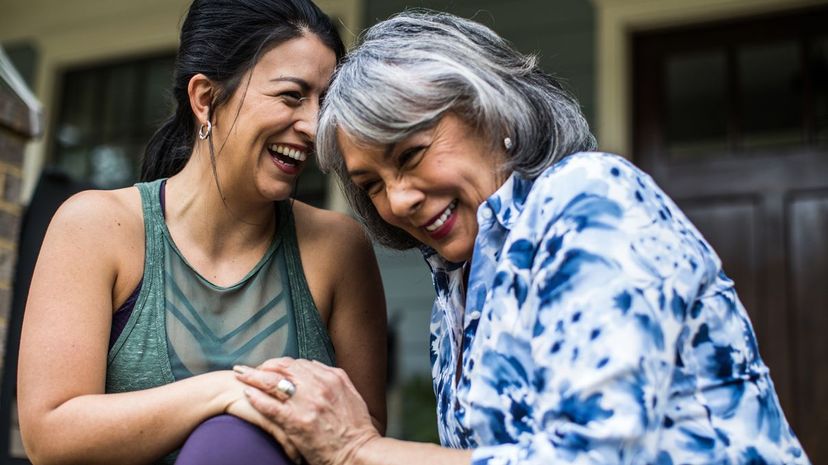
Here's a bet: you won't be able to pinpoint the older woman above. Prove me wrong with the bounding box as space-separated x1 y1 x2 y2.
234 10 811 465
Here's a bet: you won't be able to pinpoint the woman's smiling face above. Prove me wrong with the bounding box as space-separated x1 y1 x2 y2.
211 33 336 202
340 113 507 262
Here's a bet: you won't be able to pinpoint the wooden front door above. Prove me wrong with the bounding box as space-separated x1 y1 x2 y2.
634 6 828 462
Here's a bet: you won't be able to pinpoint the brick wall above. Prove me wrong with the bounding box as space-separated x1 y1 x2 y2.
0 84 31 374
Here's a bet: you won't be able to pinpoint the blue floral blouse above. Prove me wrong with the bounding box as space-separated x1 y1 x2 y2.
422 152 809 464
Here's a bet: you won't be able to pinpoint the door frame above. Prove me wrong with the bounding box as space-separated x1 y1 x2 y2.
589 0 828 158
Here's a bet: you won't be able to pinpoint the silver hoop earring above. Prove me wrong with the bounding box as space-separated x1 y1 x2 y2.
198 120 212 140
503 137 513 151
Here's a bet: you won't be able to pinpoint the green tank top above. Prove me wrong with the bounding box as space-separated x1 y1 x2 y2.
106 178 335 405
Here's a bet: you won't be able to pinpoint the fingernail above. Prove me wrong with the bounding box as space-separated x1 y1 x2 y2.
233 365 251 375
243 387 256 398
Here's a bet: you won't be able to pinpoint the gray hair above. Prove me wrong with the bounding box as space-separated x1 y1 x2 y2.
317 9 596 250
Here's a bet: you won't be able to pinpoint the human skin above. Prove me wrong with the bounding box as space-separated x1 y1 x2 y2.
17 34 387 465
233 115 508 465
238 359 472 465
341 114 506 263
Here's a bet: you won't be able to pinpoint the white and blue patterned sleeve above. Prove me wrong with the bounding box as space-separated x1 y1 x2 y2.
468 154 717 464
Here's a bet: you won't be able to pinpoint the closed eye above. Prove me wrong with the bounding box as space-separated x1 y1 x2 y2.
398 146 427 169
358 179 383 197
279 91 306 106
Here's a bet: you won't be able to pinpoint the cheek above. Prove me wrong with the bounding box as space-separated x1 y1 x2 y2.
371 196 403 228
371 197 391 222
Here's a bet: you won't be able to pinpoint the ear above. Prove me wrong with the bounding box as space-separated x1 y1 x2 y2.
187 73 214 125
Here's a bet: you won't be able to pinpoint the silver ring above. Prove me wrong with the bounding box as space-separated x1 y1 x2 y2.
276 378 296 398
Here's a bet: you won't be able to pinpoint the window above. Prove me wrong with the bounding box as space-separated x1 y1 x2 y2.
50 55 329 205
635 6 828 162
665 50 729 157
53 54 176 188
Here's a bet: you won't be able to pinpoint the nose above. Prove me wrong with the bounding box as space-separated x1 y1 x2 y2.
386 181 424 219
294 99 319 141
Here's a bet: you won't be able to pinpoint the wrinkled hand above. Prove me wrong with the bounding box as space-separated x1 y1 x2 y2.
235 358 381 465
221 372 302 463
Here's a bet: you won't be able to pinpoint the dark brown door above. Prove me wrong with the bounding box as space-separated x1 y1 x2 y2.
634 7 828 463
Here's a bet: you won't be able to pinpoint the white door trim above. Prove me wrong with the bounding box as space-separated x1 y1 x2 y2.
590 0 828 157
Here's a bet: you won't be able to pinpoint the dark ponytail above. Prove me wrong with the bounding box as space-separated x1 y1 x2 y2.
140 0 345 181
141 102 195 181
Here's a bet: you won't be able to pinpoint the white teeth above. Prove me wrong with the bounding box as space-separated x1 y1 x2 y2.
425 200 458 232
269 144 307 162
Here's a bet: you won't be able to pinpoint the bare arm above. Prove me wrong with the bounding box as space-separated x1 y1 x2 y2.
293 206 388 433
325 216 388 433
353 438 471 465
17 191 246 465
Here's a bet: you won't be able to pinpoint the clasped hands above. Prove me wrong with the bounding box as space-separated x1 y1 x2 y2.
229 358 381 465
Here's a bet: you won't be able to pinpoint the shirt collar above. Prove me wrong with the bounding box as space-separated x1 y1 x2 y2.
481 171 534 231
419 244 464 275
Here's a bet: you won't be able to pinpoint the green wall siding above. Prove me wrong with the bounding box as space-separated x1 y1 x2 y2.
374 248 436 380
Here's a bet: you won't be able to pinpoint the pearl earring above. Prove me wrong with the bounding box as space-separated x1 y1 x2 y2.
503 137 513 151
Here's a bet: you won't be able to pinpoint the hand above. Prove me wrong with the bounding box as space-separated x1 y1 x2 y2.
225 393 302 463
235 358 381 465
215 370 302 463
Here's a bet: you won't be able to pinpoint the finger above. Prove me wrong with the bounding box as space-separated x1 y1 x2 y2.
244 386 291 420
292 359 336 384
235 366 293 400
267 424 301 464
224 406 301 464
270 360 326 388
240 400 302 464
257 357 294 372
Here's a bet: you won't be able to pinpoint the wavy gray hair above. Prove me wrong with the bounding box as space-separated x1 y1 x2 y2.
316 10 596 249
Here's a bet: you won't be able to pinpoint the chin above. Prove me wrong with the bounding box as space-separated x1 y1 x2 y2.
434 243 474 263
257 181 295 202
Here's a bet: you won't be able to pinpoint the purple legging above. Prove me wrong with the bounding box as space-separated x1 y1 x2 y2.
175 415 292 465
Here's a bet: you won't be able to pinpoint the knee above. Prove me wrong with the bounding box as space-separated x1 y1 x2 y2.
175 415 291 465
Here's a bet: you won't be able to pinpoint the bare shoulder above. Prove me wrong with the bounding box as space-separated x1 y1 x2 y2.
51 187 142 236
46 187 144 262
288 201 378 320
290 201 372 254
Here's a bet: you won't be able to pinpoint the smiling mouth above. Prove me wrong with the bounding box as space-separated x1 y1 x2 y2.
423 200 458 232
268 144 308 166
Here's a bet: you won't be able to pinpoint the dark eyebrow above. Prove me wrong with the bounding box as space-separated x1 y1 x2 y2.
346 143 397 178
270 76 310 92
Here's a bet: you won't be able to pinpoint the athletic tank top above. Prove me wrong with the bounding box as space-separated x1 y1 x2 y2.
106 178 335 393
